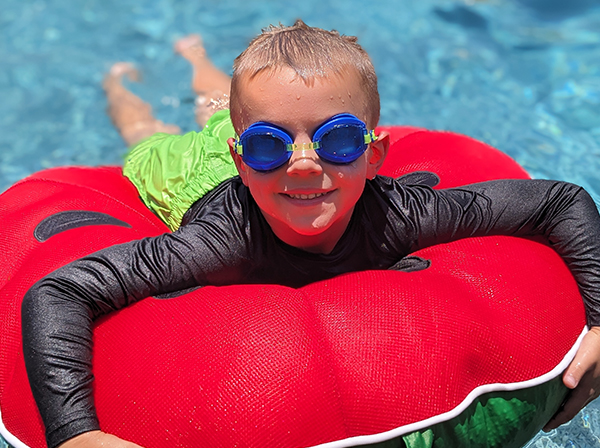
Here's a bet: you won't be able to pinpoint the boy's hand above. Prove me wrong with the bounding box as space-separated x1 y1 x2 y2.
544 326 600 431
58 431 144 448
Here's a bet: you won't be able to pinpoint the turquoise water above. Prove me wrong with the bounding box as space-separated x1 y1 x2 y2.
1 0 600 446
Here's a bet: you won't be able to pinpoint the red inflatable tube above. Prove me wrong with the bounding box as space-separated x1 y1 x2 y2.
0 127 586 448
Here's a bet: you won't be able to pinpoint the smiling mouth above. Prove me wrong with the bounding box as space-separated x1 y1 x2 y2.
283 191 333 201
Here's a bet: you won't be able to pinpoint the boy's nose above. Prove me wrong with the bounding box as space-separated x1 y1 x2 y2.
286 148 323 176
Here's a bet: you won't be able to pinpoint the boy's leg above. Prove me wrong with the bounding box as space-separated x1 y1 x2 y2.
103 62 181 147
174 34 231 128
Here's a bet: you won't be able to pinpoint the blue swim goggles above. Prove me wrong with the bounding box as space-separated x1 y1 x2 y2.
234 113 378 172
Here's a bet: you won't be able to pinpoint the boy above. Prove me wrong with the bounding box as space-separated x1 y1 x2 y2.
22 21 600 448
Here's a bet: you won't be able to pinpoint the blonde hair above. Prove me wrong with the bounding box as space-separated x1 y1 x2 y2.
230 20 380 130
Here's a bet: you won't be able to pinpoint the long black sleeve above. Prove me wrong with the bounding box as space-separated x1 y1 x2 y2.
22 180 252 448
404 180 600 325
459 181 600 326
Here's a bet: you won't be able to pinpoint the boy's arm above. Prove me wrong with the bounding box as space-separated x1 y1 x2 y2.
22 212 247 448
403 178 600 424
406 179 600 325
22 236 199 448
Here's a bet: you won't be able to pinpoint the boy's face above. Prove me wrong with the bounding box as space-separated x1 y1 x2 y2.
228 67 389 254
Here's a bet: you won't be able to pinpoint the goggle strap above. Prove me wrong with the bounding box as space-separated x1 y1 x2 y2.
234 139 243 156
365 130 378 144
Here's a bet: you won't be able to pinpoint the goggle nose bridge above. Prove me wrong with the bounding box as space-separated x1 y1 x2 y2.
285 142 321 151
286 131 377 152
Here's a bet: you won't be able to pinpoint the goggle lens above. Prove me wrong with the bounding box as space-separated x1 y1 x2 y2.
318 125 366 163
244 134 289 169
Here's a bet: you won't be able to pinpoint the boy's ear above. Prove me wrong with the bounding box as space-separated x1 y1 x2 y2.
366 131 390 180
228 137 250 185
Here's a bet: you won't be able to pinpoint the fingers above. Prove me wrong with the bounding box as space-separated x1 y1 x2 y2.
543 327 600 431
564 327 600 390
58 430 145 448
543 386 590 431
564 358 586 390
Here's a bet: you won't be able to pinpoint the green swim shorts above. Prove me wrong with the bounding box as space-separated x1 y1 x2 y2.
123 109 237 231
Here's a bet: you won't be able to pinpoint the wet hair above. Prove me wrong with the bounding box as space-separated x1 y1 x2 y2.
230 19 380 130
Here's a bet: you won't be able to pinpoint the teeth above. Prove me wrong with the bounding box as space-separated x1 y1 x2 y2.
288 192 326 200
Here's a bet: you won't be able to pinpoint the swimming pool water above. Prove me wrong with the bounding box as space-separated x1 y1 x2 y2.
1 0 600 446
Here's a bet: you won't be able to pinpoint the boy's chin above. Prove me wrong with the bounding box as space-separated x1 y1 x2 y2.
264 207 352 252
281 218 349 253
287 216 337 236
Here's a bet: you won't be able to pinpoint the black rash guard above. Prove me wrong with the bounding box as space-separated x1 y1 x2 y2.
21 175 600 448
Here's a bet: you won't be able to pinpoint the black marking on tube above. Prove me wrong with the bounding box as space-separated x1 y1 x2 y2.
34 210 132 242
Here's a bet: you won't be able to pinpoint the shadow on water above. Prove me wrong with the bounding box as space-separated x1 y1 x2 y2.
433 5 489 31
516 0 600 20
